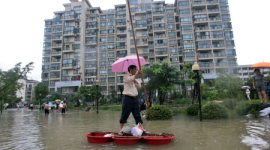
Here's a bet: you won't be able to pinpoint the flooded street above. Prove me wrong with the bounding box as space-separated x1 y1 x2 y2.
1 109 270 150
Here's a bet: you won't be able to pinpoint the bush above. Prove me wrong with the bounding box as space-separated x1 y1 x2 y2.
171 107 187 115
236 102 249 116
174 98 190 105
201 103 229 119
187 103 199 116
146 105 172 120
223 98 238 110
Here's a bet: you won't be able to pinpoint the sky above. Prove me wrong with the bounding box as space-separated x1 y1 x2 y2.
0 0 269 81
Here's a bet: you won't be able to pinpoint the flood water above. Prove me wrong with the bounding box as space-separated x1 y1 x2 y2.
1 109 270 150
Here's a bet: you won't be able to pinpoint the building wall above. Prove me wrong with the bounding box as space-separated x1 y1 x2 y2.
42 0 237 95
16 79 26 101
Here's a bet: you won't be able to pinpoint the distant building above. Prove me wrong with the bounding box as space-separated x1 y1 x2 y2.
16 79 40 102
238 65 270 81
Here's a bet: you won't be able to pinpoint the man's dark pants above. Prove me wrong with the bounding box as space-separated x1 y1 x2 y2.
120 95 143 124
45 109 49 115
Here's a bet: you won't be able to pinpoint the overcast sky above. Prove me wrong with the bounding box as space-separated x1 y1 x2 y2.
0 0 269 81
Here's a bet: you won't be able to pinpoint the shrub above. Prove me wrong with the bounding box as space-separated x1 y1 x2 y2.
187 103 199 116
171 107 187 115
236 102 249 116
146 105 172 120
174 98 190 105
223 98 238 110
201 103 229 119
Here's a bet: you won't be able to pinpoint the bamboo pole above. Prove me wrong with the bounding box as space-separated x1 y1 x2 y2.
127 0 152 121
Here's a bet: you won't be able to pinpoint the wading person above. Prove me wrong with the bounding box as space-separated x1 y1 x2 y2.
253 69 267 104
119 65 150 136
246 89 251 100
44 102 49 115
30 103 34 111
62 101 67 114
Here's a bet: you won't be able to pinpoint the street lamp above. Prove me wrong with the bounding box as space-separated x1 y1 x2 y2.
96 80 99 113
39 93 41 110
192 62 202 121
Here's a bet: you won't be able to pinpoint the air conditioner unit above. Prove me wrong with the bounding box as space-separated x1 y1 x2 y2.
128 28 131 31
77 66 81 69
127 19 130 22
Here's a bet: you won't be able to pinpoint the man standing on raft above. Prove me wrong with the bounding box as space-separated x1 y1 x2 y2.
119 65 150 136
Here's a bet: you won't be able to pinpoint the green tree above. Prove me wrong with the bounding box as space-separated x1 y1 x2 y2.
89 85 101 105
78 86 90 102
69 93 83 107
117 85 124 104
0 62 33 112
214 70 243 99
109 89 117 103
50 91 63 101
143 61 181 105
34 82 49 109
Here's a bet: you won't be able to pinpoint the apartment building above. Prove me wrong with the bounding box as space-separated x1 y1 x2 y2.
15 79 39 102
42 0 237 96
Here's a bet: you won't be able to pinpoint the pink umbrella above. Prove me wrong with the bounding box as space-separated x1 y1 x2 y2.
111 55 147 72
241 86 250 89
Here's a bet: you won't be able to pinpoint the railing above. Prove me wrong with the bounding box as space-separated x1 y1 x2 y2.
116 22 126 26
53 28 62 32
149 44 154 48
199 63 213 67
198 45 212 49
196 36 210 39
117 54 127 57
212 35 224 38
156 52 167 55
192 1 206 6
155 43 167 47
209 17 221 21
208 9 219 12
215 62 228 67
198 53 213 58
85 48 97 52
117 38 127 41
194 18 208 22
155 35 166 38
86 41 97 44
86 25 97 28
153 19 165 23
52 43 62 47
52 36 62 39
214 53 226 57
86 33 97 36
51 59 61 62
137 41 148 45
50 75 60 78
117 30 126 33
154 27 166 30
143 49 149 53
213 44 225 48
210 26 222 30
50 67 60 70
193 10 207 14
207 1 218 4
116 46 127 49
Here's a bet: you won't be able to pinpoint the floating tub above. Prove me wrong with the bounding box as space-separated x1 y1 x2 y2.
112 136 141 145
85 131 114 143
143 136 174 145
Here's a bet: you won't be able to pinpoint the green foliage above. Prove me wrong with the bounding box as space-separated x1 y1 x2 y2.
34 83 49 100
171 107 187 115
222 98 238 110
245 78 259 99
0 62 34 102
174 98 190 105
50 91 63 101
214 71 243 99
187 103 199 116
146 105 172 120
89 85 101 101
201 103 229 119
109 89 117 99
200 84 210 100
143 61 182 105
206 90 219 101
235 101 249 116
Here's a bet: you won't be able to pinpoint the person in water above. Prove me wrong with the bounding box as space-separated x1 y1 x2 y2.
253 69 267 104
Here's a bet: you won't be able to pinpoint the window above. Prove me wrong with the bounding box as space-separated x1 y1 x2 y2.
100 45 107 51
131 7 138 13
85 69 97 76
197 41 211 48
184 52 195 58
108 60 114 66
107 36 114 42
168 24 175 30
108 29 114 34
179 9 190 15
51 64 60 70
169 40 177 46
108 14 114 19
86 22 97 28
73 69 79 75
220 6 229 11
168 32 176 37
210 22 222 29
100 22 107 27
42 57 50 63
211 31 224 38
100 30 107 35
85 53 97 60
219 0 228 4
130 39 135 45
182 34 193 40
108 22 114 26
44 28 51 33
224 31 233 38
130 0 138 5
62 59 74 67
181 25 192 31
85 61 97 68
42 65 50 70
100 37 107 42
108 44 115 50
76 14 81 19
166 9 174 14
142 30 148 35
44 35 51 40
64 27 75 34
226 40 235 47
222 14 231 20
72 44 80 50
167 16 174 22
45 21 52 26
75 36 80 41
179 1 189 6
74 52 80 58
180 17 191 23
100 61 106 66
74 6 82 11
108 52 115 58
50 71 60 78
43 50 51 55
183 43 194 49
227 49 236 56
100 53 107 59
75 21 81 26
131 48 136 54
43 42 51 48
100 15 106 20
130 31 137 37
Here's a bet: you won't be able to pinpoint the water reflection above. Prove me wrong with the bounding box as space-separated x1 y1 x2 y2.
0 109 270 150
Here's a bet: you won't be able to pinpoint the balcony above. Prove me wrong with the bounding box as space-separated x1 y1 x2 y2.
198 53 213 59
153 19 165 23
52 36 62 40
116 30 127 34
196 35 210 40
116 38 127 42
86 40 97 45
154 27 166 31
192 1 206 6
155 43 167 47
214 53 226 57
209 17 221 21
116 22 126 27
143 48 149 53
212 44 225 48
155 35 166 39
208 9 219 13
215 62 228 67
194 18 208 23
195 27 209 31
199 62 213 68
155 51 168 56
61 76 81 81
137 41 148 46
197 45 212 49
52 43 62 47
207 0 219 5
51 51 61 55
116 46 127 50
149 44 154 49
193 10 207 14
50 66 60 70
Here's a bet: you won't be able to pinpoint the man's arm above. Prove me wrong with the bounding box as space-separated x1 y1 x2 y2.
134 79 141 88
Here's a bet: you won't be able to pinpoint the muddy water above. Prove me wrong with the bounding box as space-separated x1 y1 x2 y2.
0 109 270 150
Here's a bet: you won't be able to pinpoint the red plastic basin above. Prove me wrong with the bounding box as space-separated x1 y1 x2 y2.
143 136 174 145
112 136 141 145
85 132 114 143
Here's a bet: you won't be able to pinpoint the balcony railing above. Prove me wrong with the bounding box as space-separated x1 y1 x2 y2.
212 35 224 38
213 44 225 48
209 17 221 21
52 43 62 47
155 35 166 38
214 53 226 57
153 19 165 23
116 46 127 49
207 1 218 4
116 22 126 26
51 59 61 62
137 41 148 45
155 43 167 47
192 1 206 6
196 36 210 40
198 53 213 58
117 38 127 41
156 51 167 55
208 9 219 12
193 10 207 14
198 45 212 49
154 27 166 30
117 30 126 33
199 63 213 67
215 62 228 67
194 18 208 22
86 40 97 44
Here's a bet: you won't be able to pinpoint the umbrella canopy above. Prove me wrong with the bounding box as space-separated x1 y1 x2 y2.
55 99 61 102
42 102 53 107
241 86 250 89
111 55 147 72
251 62 270 68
